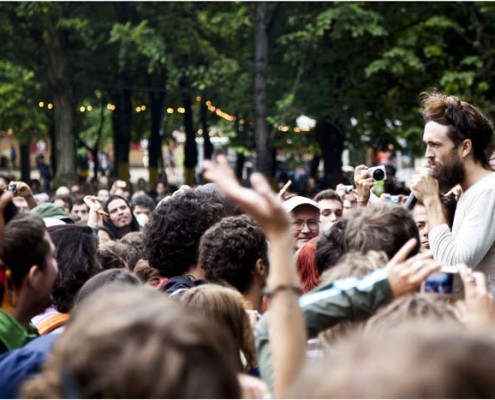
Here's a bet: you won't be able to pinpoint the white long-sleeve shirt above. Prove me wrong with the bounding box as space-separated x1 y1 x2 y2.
429 173 495 290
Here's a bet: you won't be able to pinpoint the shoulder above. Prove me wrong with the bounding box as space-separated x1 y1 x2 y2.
461 173 495 201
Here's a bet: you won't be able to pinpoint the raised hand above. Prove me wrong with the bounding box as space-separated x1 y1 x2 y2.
455 264 495 330
386 238 441 297
203 155 291 238
354 165 374 205
277 180 293 201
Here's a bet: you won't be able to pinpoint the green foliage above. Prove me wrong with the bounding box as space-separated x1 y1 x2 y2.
0 60 48 142
109 20 166 73
2 1 495 177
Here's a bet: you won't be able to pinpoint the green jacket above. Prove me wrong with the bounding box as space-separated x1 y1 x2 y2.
254 268 394 389
0 309 38 354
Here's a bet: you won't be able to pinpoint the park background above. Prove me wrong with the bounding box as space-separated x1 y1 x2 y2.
0 2 494 192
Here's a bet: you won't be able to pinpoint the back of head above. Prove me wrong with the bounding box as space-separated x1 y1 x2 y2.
21 285 241 398
320 250 388 285
143 189 226 277
290 323 495 398
180 284 257 373
199 215 268 294
316 250 388 351
345 202 420 259
130 194 155 211
75 268 141 304
365 293 461 335
120 231 145 271
3 214 49 288
315 219 347 275
97 246 128 271
48 224 101 312
296 237 320 293
421 91 494 169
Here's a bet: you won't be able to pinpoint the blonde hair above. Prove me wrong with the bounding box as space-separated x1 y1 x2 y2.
180 284 258 373
290 322 495 398
319 250 387 285
365 293 461 335
21 285 240 398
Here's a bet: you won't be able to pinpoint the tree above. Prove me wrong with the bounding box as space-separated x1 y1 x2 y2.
0 61 48 181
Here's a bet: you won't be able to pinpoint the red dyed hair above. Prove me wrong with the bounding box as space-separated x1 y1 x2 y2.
296 236 320 293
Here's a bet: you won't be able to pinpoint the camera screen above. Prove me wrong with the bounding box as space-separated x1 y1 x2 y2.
424 272 454 294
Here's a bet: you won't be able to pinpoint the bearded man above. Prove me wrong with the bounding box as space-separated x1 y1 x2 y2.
411 92 495 290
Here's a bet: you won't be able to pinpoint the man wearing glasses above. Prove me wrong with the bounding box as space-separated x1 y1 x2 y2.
282 196 320 250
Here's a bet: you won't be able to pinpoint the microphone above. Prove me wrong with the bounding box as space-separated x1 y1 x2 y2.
404 167 434 211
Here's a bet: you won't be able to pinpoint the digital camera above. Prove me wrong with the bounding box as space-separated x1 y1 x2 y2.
368 165 387 181
422 265 464 299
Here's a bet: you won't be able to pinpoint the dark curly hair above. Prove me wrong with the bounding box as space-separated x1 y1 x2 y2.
48 225 102 312
142 189 226 277
199 215 268 294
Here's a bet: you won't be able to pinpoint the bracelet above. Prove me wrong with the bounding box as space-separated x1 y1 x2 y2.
264 284 302 300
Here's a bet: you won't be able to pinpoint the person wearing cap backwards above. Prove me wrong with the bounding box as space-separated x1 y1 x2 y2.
282 196 320 251
30 203 74 228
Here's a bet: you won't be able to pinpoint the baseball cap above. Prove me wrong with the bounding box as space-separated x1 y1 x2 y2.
31 203 73 225
282 196 319 213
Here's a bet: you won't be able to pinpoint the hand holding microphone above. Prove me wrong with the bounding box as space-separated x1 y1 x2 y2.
405 167 435 211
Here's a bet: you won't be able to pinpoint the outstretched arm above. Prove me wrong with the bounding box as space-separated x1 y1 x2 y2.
203 156 306 398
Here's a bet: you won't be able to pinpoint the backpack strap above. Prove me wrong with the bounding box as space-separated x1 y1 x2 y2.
36 313 70 335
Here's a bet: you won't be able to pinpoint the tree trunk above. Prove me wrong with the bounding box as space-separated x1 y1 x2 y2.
180 75 197 186
19 142 30 183
48 117 56 177
111 72 132 181
111 2 135 182
314 117 345 189
43 22 77 186
92 97 106 183
254 2 273 178
234 115 245 181
52 91 76 185
148 69 166 187
201 100 213 160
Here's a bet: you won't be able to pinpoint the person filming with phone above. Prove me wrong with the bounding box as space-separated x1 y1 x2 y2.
410 92 495 292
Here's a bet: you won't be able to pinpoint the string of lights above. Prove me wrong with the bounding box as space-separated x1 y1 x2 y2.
38 96 307 133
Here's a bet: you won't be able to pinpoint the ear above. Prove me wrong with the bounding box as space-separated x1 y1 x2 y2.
255 258 266 276
27 265 43 288
460 139 472 158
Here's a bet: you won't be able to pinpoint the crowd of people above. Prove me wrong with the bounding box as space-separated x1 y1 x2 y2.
1 91 495 398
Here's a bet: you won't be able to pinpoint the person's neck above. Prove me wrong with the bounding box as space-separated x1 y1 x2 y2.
117 225 132 237
460 161 492 192
184 264 205 281
9 293 36 329
243 285 263 312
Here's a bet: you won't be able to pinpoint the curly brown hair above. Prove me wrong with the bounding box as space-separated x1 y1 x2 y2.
142 189 226 277
199 215 268 294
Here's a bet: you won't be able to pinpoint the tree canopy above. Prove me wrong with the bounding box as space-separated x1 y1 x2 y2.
0 2 494 186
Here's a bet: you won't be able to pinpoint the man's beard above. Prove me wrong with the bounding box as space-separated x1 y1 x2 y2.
436 156 465 192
